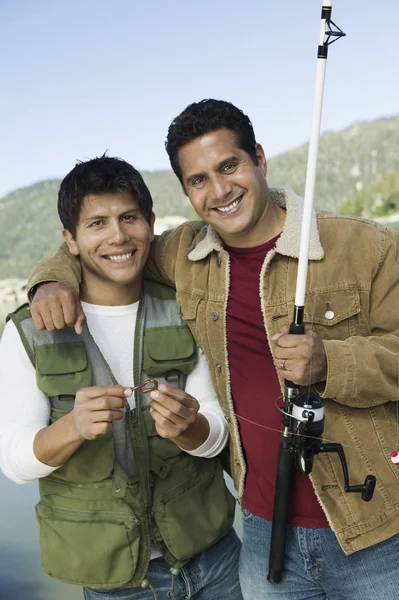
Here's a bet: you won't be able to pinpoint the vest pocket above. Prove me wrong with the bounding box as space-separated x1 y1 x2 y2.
143 326 197 377
35 497 140 588
36 342 92 396
152 460 234 561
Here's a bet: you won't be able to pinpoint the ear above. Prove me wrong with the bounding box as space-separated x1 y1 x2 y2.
255 143 267 176
149 212 156 242
62 229 80 256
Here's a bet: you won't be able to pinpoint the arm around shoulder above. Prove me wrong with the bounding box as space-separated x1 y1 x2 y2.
28 243 82 298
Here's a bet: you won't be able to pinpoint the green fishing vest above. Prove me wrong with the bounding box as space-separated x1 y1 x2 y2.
8 281 235 589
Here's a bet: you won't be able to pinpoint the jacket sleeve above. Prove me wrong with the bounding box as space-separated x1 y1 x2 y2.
322 229 399 408
28 243 82 297
144 221 204 287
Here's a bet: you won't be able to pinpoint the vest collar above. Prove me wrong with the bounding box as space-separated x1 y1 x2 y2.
187 186 324 262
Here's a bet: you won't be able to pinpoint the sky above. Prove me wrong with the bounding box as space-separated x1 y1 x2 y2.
1 0 398 198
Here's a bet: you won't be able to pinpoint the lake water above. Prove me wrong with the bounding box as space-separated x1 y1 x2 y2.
0 469 241 600
0 475 82 600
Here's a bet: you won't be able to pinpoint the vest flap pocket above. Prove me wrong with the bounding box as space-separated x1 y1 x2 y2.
304 289 360 327
35 497 139 587
143 326 196 376
36 342 91 396
152 460 235 561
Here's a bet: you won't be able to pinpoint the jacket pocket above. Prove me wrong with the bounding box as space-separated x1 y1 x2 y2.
304 289 368 339
177 292 203 346
152 460 235 561
35 497 140 588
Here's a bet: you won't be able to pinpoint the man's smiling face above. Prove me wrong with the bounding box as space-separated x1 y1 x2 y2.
178 127 271 248
63 190 154 304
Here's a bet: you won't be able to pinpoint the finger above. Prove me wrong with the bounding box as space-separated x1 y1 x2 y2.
40 308 57 331
149 399 187 426
90 408 124 423
86 421 113 439
150 385 197 408
150 406 178 433
273 346 301 360
61 295 79 329
74 305 86 335
84 396 127 411
30 306 46 331
275 334 306 349
50 302 68 330
78 385 129 400
273 358 293 373
271 325 290 341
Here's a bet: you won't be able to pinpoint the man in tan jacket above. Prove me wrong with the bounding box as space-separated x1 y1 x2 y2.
28 100 399 600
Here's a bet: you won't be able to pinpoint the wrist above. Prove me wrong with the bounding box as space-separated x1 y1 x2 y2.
64 411 87 443
173 414 210 450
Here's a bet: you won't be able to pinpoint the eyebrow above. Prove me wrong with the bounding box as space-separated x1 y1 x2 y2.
186 154 239 186
81 208 140 223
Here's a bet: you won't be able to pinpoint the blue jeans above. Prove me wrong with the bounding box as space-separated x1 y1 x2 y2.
83 527 242 600
239 509 399 600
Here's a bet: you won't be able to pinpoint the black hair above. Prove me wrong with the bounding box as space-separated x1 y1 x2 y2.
58 154 153 236
165 99 258 185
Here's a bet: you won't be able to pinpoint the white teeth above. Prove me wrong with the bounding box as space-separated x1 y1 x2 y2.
215 198 240 213
108 252 132 262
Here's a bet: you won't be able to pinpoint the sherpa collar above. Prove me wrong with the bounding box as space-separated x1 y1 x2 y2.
187 186 324 262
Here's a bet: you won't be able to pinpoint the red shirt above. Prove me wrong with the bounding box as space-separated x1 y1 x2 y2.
226 237 329 527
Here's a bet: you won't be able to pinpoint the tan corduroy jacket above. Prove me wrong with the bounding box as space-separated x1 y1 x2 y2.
29 187 399 555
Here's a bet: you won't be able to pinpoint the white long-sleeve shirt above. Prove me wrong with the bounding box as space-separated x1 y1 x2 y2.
0 301 228 485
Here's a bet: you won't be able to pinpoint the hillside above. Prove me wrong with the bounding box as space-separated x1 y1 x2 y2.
0 116 398 279
267 116 399 212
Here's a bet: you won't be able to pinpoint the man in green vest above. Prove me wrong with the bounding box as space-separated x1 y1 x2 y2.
0 155 241 599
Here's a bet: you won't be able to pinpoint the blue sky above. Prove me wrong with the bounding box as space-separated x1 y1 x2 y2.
1 0 398 198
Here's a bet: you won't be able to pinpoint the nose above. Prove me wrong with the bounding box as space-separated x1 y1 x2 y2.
108 221 130 245
209 175 232 204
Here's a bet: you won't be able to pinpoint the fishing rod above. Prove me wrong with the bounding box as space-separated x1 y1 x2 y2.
267 1 376 585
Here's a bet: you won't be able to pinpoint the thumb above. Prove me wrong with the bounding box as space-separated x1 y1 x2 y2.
271 324 290 341
74 304 86 335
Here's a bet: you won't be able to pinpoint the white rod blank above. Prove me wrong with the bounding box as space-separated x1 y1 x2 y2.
294 3 331 308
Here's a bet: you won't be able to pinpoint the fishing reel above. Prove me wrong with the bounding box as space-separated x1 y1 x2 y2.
289 392 376 501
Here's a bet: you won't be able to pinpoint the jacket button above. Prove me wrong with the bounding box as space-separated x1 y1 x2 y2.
211 311 219 321
159 465 166 472
114 485 122 493
216 364 222 372
325 310 335 320
216 255 222 266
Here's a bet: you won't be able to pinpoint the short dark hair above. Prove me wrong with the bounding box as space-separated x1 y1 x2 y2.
58 155 153 236
165 99 258 185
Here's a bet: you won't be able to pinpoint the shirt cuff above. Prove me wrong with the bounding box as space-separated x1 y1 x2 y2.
182 410 228 458
1 425 60 484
